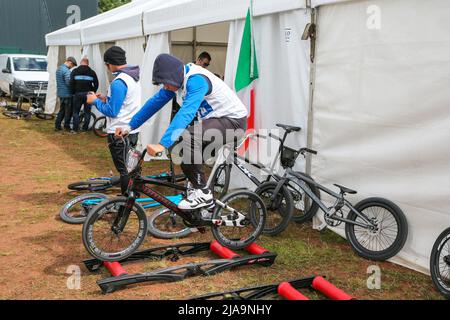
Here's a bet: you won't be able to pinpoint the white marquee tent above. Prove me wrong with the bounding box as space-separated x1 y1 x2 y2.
45 0 450 274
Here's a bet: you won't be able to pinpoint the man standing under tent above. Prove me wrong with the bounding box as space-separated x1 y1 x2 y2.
70 57 99 133
115 53 248 210
86 46 142 195
195 52 212 69
55 57 77 132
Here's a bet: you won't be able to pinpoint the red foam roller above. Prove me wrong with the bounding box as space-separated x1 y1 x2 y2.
312 277 353 300
103 262 127 277
244 243 269 255
210 241 240 259
278 282 310 300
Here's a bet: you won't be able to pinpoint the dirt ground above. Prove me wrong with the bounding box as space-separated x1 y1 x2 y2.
0 107 444 300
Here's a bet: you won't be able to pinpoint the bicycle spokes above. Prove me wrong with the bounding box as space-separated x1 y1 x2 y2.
438 241 450 285
89 204 142 256
352 206 398 252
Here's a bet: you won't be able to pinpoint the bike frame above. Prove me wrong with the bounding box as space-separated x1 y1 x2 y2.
83 194 183 210
283 168 376 229
116 150 243 230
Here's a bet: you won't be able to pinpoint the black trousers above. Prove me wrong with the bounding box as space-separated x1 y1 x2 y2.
180 117 247 189
73 92 92 131
55 97 73 130
107 133 139 195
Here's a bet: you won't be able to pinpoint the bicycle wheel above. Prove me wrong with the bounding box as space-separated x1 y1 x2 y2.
35 112 54 120
211 190 266 250
2 110 28 119
79 111 97 130
82 197 148 262
430 227 450 299
255 181 294 236
67 179 113 192
288 175 321 224
345 197 408 261
209 163 231 199
93 116 108 138
59 193 108 224
147 208 193 239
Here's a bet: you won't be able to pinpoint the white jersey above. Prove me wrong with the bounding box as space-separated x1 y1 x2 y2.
106 72 141 134
181 64 248 120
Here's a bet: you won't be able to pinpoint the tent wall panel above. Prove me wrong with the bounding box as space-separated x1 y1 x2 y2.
222 9 311 189
44 46 60 114
311 0 450 273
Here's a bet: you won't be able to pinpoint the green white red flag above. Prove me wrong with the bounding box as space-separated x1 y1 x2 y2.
235 7 259 152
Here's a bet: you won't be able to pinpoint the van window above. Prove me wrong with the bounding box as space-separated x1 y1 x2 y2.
12 57 47 72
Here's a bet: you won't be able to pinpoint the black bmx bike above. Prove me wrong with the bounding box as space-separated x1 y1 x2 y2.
430 227 450 299
82 149 267 262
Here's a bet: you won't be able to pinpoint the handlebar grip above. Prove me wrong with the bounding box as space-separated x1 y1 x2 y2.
303 148 318 155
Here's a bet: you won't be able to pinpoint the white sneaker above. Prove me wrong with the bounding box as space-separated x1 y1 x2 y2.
178 188 214 210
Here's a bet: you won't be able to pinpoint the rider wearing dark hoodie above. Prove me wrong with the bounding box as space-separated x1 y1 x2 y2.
87 46 142 195
117 54 248 210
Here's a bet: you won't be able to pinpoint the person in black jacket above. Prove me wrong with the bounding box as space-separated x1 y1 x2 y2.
70 57 99 133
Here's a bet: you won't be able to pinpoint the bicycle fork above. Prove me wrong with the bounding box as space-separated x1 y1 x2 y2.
111 192 136 235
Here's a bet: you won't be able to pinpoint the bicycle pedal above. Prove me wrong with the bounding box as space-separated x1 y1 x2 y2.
197 227 207 234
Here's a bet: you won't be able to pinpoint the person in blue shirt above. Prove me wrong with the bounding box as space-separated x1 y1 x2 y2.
55 57 77 132
116 54 248 210
86 46 142 195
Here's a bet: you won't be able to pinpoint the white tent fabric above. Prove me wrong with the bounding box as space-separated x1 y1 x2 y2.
137 32 172 158
143 0 307 35
115 37 146 66
44 46 60 114
310 0 450 273
221 8 311 189
45 0 149 46
65 46 83 65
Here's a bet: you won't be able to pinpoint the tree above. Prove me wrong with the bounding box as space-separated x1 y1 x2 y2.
98 0 131 13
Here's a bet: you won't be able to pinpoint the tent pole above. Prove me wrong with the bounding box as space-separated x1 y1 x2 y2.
193 27 197 61
306 7 317 177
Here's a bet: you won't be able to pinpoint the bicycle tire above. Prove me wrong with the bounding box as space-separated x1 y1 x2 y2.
2 110 28 119
68 180 114 192
209 163 231 199
93 116 108 138
345 197 408 261
147 208 193 239
211 190 266 250
82 197 148 262
35 113 54 120
430 227 450 299
59 193 108 224
79 111 97 130
255 181 294 236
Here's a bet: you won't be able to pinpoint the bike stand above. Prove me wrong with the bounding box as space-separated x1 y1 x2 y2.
83 241 277 294
191 276 354 300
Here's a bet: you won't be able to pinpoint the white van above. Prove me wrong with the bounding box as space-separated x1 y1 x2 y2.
0 54 49 100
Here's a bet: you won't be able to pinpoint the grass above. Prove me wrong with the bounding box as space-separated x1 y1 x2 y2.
0 106 445 300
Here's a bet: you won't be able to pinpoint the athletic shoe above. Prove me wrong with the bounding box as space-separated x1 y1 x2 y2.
178 188 214 210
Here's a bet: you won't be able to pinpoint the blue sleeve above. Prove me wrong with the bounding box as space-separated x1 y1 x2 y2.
159 75 210 149
129 88 175 130
94 79 128 118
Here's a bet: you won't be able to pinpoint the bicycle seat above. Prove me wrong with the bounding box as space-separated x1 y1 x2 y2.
334 184 357 195
276 124 301 133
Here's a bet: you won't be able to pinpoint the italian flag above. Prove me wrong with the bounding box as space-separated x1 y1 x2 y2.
235 7 259 152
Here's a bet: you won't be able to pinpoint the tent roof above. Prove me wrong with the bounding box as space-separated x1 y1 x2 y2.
45 0 150 46
311 0 352 7
46 0 307 46
143 0 307 35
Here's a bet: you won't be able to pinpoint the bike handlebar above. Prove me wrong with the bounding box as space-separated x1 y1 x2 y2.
300 148 318 155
